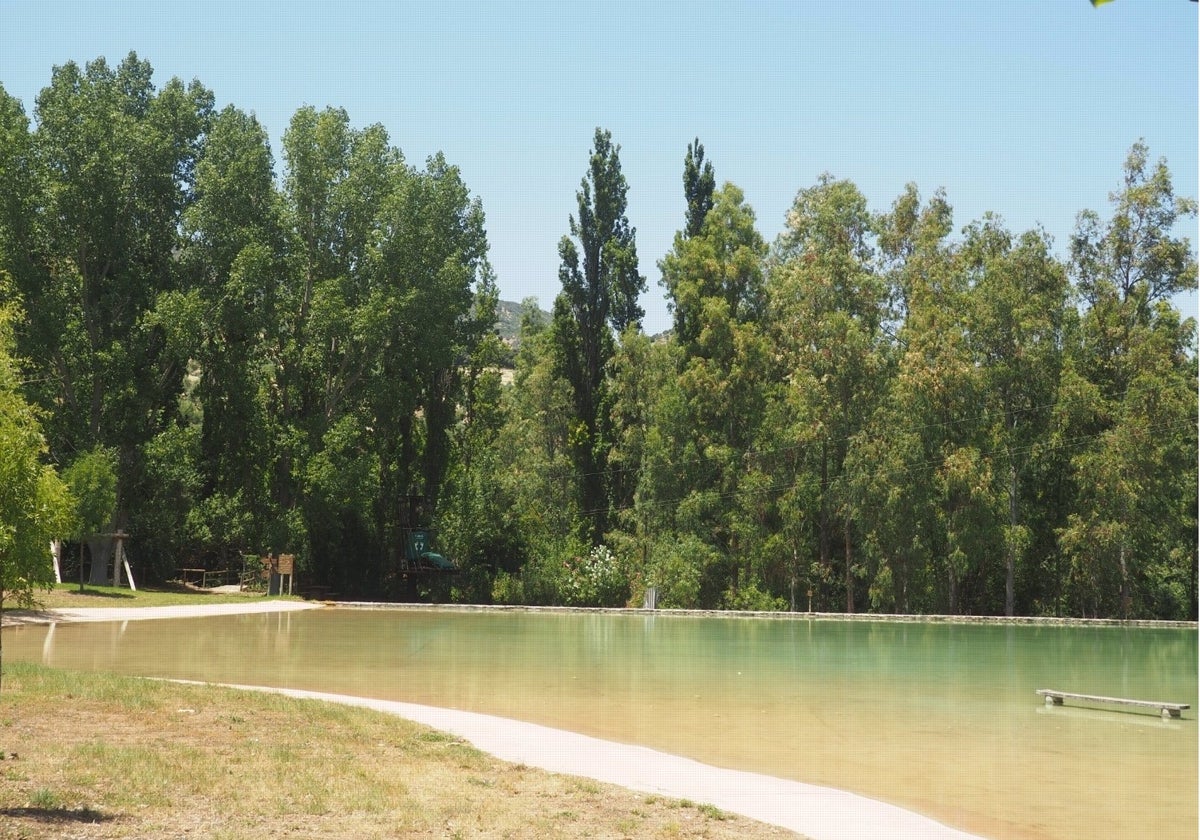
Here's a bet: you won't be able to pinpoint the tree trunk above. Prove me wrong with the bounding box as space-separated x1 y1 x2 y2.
843 516 854 613
87 535 113 586
819 439 830 570
1006 461 1018 617
948 564 958 616
1118 539 1130 619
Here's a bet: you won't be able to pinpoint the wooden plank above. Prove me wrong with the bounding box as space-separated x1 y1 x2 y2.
1036 689 1189 718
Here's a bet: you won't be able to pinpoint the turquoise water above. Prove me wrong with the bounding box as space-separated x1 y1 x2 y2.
5 610 1196 840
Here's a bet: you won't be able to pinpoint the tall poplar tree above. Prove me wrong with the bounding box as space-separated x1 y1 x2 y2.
5 54 213 582
683 138 715 239
552 128 645 544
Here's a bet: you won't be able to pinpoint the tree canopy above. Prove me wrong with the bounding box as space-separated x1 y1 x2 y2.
0 56 1193 619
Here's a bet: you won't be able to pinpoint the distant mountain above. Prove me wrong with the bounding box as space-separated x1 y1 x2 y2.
493 299 672 352
495 299 550 346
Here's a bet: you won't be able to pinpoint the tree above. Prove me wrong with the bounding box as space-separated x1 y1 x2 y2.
6 55 213 576
552 129 645 544
491 302 582 603
662 182 766 355
683 138 715 239
768 175 890 612
61 446 117 588
0 296 73 690
1058 142 1197 618
963 217 1068 615
654 182 772 605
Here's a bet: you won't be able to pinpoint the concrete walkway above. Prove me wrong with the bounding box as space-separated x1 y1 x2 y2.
7 600 987 840
2 599 321 625
200 682 987 840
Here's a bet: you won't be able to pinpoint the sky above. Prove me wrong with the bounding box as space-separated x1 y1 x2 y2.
1 1 1196 335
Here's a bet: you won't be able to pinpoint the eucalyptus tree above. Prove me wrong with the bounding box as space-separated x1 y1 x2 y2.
552 128 645 544
655 182 771 605
1058 142 1197 618
962 217 1068 615
849 192 1000 613
767 175 889 611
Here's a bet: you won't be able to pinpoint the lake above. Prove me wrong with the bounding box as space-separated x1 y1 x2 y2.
5 608 1195 840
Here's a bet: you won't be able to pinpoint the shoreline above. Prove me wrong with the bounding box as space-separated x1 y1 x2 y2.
4 600 990 838
330 599 1200 629
6 599 1188 839
7 598 1194 629
186 680 987 840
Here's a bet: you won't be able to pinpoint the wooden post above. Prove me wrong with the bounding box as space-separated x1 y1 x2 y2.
111 532 135 591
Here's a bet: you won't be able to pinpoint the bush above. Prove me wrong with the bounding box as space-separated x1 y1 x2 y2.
722 580 786 612
559 545 627 607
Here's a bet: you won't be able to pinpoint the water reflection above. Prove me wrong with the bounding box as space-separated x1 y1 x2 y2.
5 610 1196 840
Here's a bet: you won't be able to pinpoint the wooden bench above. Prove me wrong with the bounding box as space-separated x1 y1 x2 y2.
1037 689 1189 719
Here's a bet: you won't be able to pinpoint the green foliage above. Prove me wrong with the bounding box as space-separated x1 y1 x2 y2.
61 446 117 541
552 129 645 545
682 138 715 239
1056 142 1198 619
558 545 628 607
645 535 711 608
722 580 787 612
0 54 1193 618
0 300 73 611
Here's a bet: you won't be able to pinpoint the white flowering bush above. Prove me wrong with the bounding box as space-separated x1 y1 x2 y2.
560 544 628 607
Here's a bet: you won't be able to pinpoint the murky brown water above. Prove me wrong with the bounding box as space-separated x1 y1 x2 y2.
5 610 1195 840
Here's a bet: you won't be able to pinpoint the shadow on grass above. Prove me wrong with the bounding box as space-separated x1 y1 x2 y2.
63 588 136 600
0 806 114 824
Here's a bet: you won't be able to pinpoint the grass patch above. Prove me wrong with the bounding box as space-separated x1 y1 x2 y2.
0 662 802 839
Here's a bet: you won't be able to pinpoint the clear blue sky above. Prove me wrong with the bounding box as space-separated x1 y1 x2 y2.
2 1 1196 334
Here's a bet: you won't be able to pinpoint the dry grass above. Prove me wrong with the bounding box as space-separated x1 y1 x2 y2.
0 663 803 839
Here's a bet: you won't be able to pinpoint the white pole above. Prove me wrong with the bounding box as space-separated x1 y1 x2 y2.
51 540 62 584
117 539 136 591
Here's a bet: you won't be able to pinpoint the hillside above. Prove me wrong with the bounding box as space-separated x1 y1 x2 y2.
496 299 549 346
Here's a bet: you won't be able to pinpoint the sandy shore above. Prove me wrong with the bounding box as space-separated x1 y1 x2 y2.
6 601 987 840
